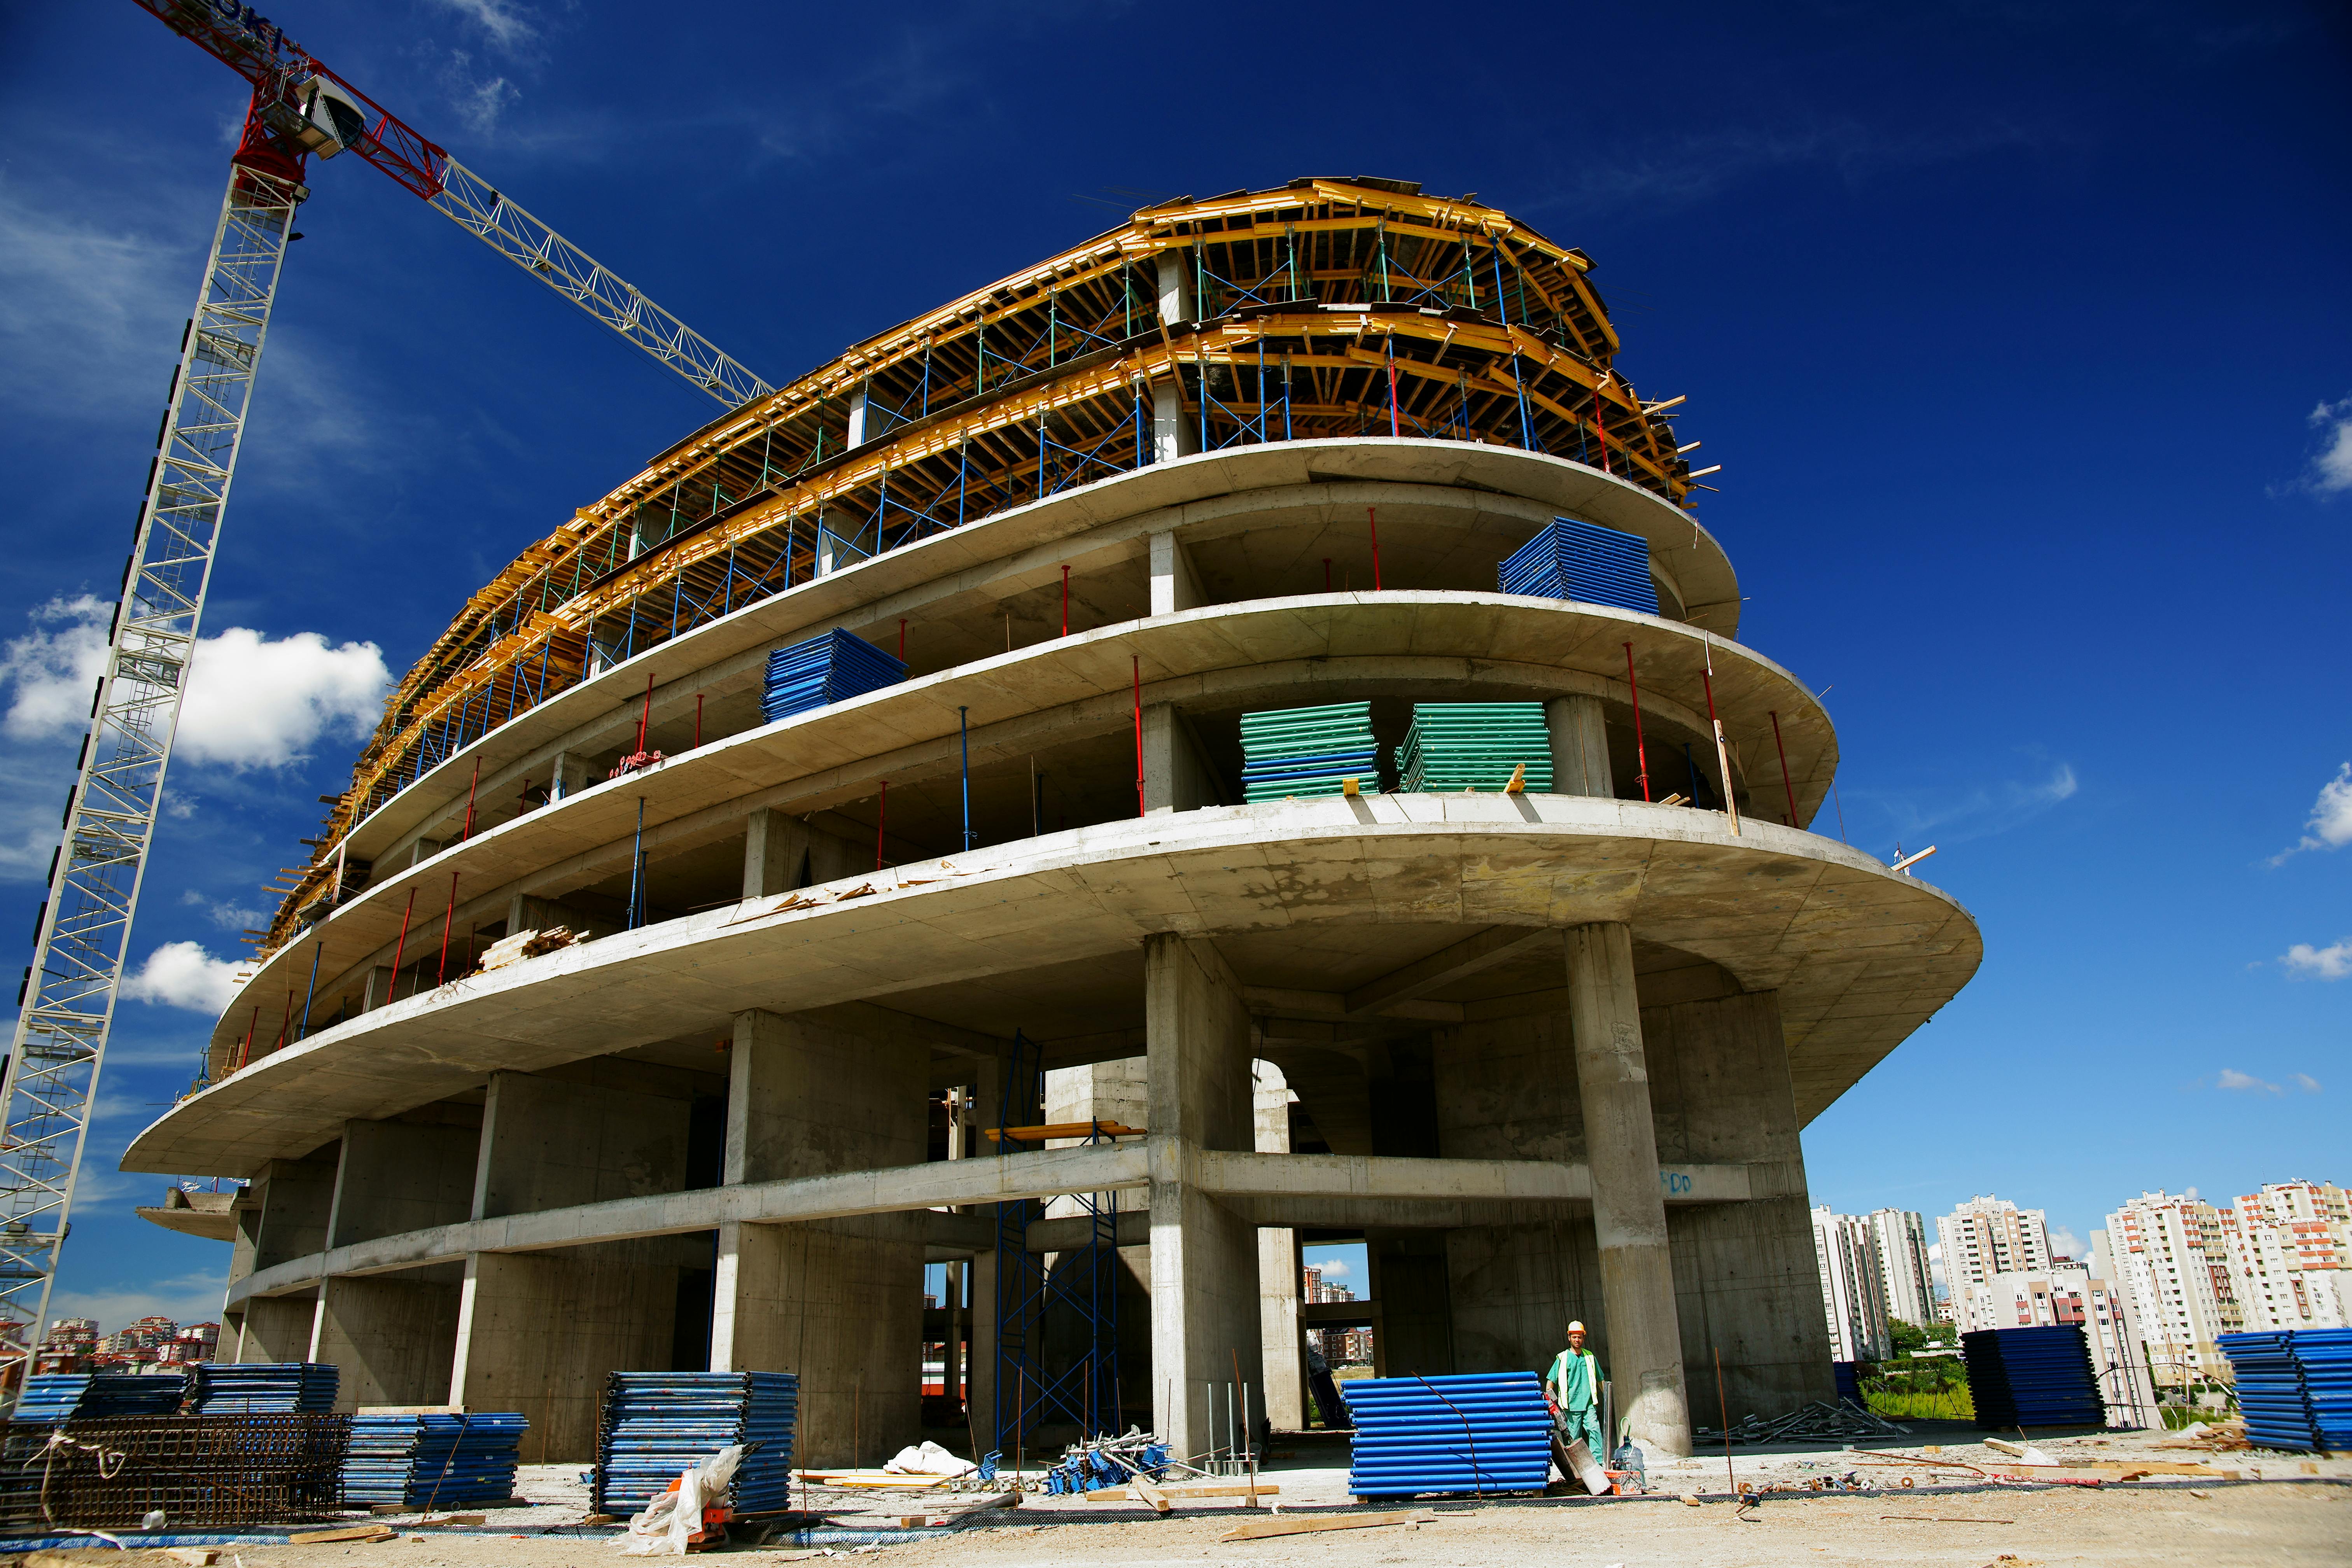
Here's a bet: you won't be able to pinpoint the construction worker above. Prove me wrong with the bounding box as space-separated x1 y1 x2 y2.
1546 1320 1604 1458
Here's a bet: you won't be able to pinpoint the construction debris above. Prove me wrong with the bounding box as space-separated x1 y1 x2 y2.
1694 1398 1905 1446
476 926 579 972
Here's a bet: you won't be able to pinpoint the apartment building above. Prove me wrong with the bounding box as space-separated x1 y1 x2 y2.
1812 1206 1893 1362
1936 1195 2054 1290
1868 1208 1936 1329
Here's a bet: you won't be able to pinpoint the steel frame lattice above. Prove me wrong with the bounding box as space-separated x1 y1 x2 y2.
428 159 774 409
0 163 301 1372
992 1032 1122 1455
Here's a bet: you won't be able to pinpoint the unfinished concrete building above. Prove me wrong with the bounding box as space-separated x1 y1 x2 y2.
129 177 1981 1465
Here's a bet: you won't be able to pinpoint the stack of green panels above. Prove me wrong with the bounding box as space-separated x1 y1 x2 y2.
1239 702 1379 802
1399 703 1554 793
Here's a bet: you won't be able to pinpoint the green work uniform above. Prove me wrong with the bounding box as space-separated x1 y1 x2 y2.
1547 1346 1603 1455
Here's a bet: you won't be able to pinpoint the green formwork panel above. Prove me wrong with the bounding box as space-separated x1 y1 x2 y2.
1400 702 1552 793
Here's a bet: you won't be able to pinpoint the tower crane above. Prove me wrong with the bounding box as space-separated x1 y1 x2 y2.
0 0 774 1384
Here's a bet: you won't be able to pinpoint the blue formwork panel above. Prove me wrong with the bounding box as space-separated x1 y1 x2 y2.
346 1412 528 1507
187 1363 338 1414
593 1372 798 1517
762 629 906 724
1498 517 1658 615
2219 1328 2352 1452
1342 1372 1553 1498
1961 1327 2104 1429
10 1373 185 1424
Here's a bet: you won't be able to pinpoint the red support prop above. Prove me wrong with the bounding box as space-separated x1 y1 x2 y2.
435 870 460 986
1060 566 1070 637
388 887 418 1000
899 618 908 658
1387 357 1402 437
1132 656 1146 818
235 1004 260 1073
1365 507 1382 591
460 758 481 840
1769 710 1799 827
1624 642 1650 802
635 672 654 753
273 989 293 1053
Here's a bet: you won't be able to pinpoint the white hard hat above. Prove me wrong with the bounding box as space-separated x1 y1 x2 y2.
1567 1320 1586 1333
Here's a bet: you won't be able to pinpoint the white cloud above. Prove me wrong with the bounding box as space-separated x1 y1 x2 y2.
2049 1226 2084 1260
1312 1258 1352 1279
430 0 540 51
440 50 522 135
2302 396 2352 496
2216 1068 2282 1094
0 598 390 770
175 626 389 768
0 595 111 740
2291 1073 2323 1094
181 888 266 932
119 940 245 1014
2282 940 2352 981
46 1268 230 1338
2270 763 2352 863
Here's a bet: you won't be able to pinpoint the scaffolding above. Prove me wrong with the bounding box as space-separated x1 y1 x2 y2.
261 177 1702 957
991 1031 1124 1456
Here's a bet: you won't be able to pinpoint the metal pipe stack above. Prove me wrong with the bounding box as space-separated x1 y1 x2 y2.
1341 1372 1554 1498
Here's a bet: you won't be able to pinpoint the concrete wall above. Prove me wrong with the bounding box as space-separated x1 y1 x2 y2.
1425 974 1834 1424
1253 1061 1304 1433
1643 987 1836 1419
710 1007 927 1466
310 1117 478 1409
452 1072 696 1458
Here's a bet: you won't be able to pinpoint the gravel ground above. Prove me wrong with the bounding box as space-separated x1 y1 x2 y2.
9 1422 2346 1567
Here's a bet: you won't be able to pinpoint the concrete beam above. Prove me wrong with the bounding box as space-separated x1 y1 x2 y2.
1340 927 1552 1017
228 1142 1755 1305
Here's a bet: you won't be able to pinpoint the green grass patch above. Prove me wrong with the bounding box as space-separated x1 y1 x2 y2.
1866 1387 1975 1421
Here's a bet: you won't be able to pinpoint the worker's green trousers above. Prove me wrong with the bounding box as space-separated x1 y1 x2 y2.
1558 1404 1603 1454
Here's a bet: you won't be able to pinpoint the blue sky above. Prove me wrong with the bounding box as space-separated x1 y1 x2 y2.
0 1 2344 1330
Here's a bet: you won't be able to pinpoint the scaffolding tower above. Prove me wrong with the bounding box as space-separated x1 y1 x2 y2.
992 1031 1123 1455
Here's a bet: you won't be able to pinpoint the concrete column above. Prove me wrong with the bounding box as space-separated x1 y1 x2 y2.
742 809 864 900
407 838 444 870
1144 934 1260 1460
450 1073 693 1458
1152 382 1194 464
360 966 396 1012
1042 1059 1153 1425
1253 1061 1305 1433
962 1065 1002 1450
1545 695 1614 799
547 752 590 803
1565 922 1692 1456
846 385 870 448
1156 254 1193 324
313 1118 477 1409
1148 530 1204 616
1141 705 1217 816
709 1007 926 1467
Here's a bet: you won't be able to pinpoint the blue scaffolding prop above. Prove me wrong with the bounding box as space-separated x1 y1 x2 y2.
992 1029 1124 1458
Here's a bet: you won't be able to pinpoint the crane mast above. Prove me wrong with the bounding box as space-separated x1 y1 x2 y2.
0 0 773 1382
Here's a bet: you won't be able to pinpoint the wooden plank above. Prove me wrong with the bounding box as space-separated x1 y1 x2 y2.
1087 1481 1282 1502
1218 1509 1431 1543
1130 1475 1172 1515
289 1525 397 1545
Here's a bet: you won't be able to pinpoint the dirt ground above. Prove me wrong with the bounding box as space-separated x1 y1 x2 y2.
10 1423 2348 1568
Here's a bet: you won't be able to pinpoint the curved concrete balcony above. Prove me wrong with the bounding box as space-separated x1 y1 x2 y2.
135 794 1977 1177
200 592 1834 1078
301 440 1736 906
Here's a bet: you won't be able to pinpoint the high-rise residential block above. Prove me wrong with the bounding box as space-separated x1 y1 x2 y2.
1867 1208 1935 1330
1936 1195 2054 1290
1812 1206 1893 1363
